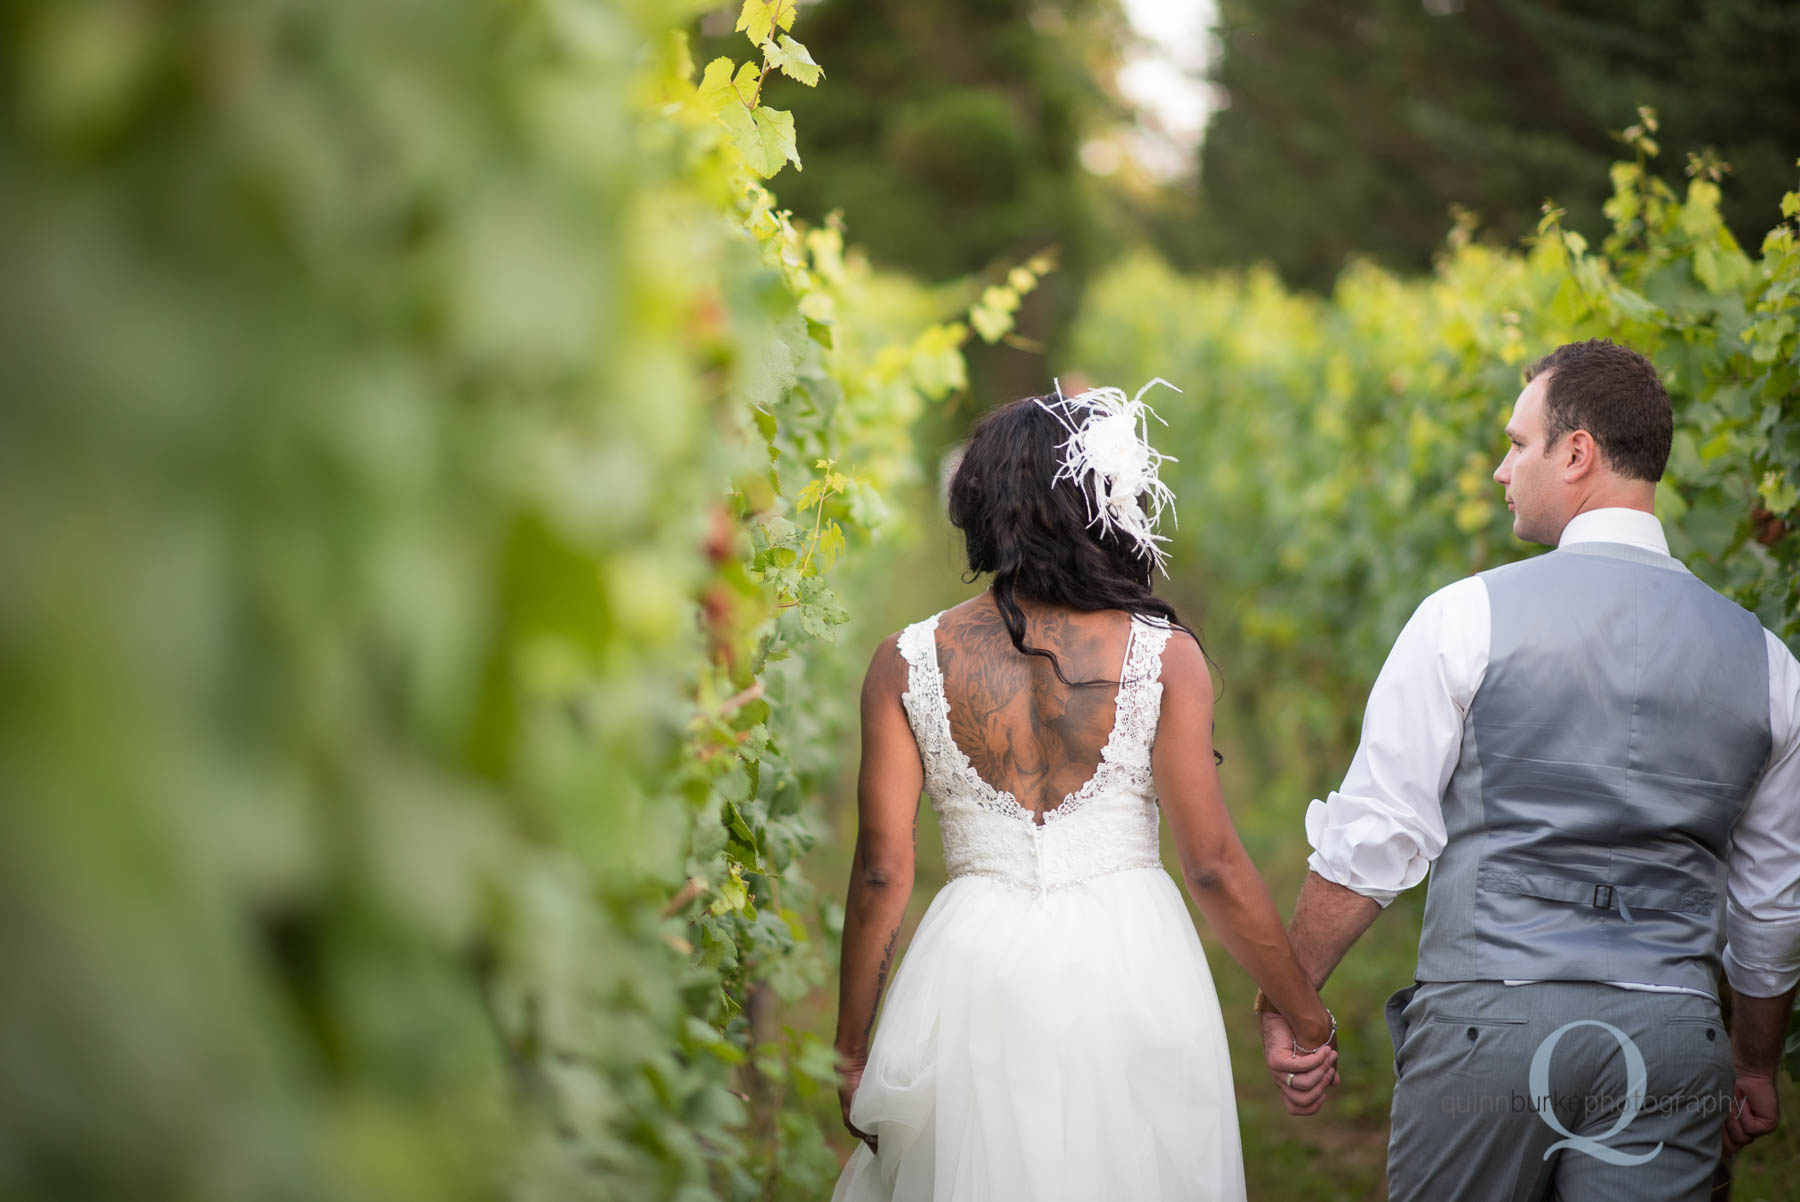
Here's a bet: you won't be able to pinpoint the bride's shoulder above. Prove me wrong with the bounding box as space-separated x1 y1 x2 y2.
865 607 948 688
1155 626 1209 691
862 627 912 709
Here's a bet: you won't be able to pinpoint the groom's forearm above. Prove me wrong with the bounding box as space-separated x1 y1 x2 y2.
1286 871 1384 990
1729 984 1799 1078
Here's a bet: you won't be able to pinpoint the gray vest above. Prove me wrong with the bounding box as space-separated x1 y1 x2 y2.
1416 541 1773 994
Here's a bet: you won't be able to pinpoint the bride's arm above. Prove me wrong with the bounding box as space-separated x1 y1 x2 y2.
832 634 924 1141
1153 632 1335 1050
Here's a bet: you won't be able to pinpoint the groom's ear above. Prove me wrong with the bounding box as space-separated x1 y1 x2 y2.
1562 428 1601 480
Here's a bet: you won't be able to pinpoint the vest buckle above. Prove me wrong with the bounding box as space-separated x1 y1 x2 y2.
1593 884 1615 909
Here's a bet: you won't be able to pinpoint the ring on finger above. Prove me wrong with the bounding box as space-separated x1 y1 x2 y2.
1286 1072 1295 1087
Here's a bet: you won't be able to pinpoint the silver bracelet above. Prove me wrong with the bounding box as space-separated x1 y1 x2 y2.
1290 1008 1337 1056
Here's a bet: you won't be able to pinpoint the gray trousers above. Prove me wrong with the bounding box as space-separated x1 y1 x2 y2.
1385 981 1733 1202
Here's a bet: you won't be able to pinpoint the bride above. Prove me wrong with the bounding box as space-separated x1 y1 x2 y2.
831 382 1338 1201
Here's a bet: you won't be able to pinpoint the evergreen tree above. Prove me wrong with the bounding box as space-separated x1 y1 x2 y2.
1194 0 1800 289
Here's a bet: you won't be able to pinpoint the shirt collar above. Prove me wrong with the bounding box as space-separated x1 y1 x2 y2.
1557 507 1669 557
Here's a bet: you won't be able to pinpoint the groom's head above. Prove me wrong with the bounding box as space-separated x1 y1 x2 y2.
1493 339 1671 545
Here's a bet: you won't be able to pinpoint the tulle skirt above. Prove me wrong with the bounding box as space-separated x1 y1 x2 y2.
831 865 1246 1202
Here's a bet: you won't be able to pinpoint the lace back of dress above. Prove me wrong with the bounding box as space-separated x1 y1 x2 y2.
895 611 1172 818
897 610 1173 893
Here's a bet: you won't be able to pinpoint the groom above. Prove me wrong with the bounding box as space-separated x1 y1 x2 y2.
1260 339 1800 1200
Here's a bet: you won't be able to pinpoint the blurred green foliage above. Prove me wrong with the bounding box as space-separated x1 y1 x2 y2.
1188 0 1800 290
694 0 1130 408
0 1 1041 1198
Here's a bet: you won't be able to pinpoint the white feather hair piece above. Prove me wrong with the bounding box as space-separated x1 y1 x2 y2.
1035 377 1181 576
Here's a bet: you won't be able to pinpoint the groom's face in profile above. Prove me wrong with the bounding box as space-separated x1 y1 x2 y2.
1494 373 1564 545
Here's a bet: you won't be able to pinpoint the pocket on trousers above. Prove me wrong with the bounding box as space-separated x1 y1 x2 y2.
1663 1014 1724 1029
1424 1013 1529 1081
1649 1013 1732 1107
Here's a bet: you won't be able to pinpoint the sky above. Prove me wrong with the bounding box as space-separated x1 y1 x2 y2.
1105 0 1220 179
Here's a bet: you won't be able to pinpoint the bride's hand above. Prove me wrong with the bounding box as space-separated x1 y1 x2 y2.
838 1056 878 1153
1260 1010 1339 1116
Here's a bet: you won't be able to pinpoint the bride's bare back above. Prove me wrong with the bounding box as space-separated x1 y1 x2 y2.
931 596 1134 820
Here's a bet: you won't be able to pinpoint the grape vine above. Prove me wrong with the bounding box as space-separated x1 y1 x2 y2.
0 2 1045 1199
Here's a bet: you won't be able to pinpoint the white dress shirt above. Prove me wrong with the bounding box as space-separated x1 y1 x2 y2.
1305 507 1800 998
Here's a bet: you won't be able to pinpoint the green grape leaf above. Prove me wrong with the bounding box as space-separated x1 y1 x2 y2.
758 514 800 550
815 522 846 568
689 809 729 864
763 35 821 87
795 577 848 640
969 284 1021 342
969 302 1012 343
731 105 800 179
723 798 759 857
709 863 750 916
1693 243 1751 295
752 405 778 447
797 288 835 324
792 1035 843 1090
1608 285 1659 320
698 57 758 116
764 563 802 598
1760 469 1799 516
685 1017 746 1065
699 923 740 971
979 283 1019 315
1694 244 1722 294
715 762 753 805
910 322 968 399
735 0 797 49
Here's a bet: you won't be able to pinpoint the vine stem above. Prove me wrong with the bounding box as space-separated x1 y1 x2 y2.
730 46 776 111
795 485 830 576
660 876 708 918
716 680 765 718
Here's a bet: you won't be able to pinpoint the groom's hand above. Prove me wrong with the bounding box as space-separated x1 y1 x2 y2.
1724 1068 1779 1154
1260 1010 1339 1116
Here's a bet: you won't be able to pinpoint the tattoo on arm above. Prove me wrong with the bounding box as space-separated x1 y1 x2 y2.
862 922 902 1045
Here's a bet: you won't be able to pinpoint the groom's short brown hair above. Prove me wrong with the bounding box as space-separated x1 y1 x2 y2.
1523 339 1672 482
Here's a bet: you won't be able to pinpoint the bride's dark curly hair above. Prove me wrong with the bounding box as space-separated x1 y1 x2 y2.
947 394 1208 693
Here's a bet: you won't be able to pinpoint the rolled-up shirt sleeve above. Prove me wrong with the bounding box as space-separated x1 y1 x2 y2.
1305 577 1488 907
1722 630 1800 998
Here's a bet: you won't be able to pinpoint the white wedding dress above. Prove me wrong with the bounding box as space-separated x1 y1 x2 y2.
832 611 1246 1202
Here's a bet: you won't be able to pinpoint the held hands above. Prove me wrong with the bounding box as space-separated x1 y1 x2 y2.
1259 1007 1340 1116
1724 1068 1780 1155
